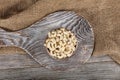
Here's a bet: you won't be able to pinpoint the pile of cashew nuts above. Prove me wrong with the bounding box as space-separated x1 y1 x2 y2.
44 28 77 59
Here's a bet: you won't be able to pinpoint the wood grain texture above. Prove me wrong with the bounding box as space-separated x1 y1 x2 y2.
0 11 94 70
0 52 119 80
0 46 118 80
0 46 119 80
0 50 112 70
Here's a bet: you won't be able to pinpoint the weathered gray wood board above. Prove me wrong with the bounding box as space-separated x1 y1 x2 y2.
0 52 119 80
0 11 94 70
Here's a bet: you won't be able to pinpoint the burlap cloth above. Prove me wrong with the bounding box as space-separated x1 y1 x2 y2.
0 0 120 63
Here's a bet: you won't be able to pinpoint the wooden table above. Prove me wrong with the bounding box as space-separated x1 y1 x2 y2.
0 47 119 80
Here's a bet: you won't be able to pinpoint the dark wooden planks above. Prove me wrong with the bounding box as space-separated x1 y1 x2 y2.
0 51 119 80
0 53 39 69
0 60 119 80
0 51 112 70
